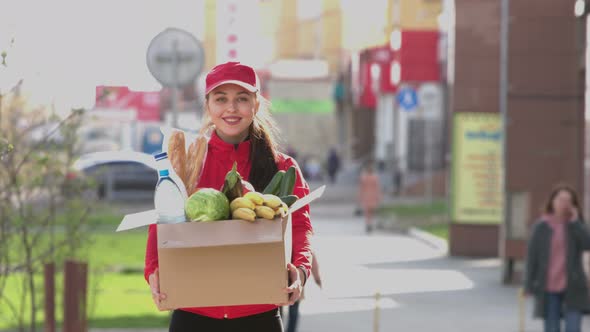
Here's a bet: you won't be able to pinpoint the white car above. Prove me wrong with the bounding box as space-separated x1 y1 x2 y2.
71 150 159 200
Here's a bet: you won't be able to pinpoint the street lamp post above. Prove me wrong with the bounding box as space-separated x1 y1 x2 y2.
499 0 511 282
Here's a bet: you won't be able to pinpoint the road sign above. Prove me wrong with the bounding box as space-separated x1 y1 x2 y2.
146 28 204 128
146 28 204 88
397 87 418 111
417 83 443 118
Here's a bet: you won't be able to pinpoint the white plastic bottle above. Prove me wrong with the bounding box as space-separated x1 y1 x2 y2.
153 153 187 223
153 152 188 199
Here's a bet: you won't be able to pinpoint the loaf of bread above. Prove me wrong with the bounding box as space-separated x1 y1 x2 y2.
185 136 208 196
167 130 188 186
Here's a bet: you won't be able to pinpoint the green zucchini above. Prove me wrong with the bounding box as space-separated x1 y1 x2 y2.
280 195 299 207
263 170 285 195
279 166 296 197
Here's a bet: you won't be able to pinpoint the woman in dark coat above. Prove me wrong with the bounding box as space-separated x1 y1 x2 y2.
524 184 590 332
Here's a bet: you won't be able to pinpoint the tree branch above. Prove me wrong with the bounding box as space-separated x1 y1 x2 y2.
15 110 82 176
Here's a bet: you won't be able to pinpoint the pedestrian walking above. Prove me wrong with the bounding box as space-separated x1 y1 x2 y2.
326 148 340 184
524 183 590 332
144 62 314 331
393 158 403 196
285 249 323 332
358 161 382 234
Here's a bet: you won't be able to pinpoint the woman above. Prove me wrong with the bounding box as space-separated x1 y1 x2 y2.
358 161 382 234
144 62 313 331
524 184 590 332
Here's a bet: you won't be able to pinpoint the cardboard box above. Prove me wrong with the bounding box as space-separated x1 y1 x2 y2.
116 185 324 309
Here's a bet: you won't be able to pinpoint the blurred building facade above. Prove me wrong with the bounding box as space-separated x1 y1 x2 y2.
201 0 445 184
449 0 586 286
343 0 445 199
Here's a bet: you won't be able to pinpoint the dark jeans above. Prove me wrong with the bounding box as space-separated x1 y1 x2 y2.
286 300 301 332
169 308 283 332
545 292 582 332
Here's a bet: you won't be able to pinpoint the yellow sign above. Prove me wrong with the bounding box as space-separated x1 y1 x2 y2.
400 0 443 30
451 113 504 224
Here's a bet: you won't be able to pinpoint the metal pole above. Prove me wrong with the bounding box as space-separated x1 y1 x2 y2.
499 0 511 279
373 291 381 332
392 91 399 194
421 106 431 201
171 40 180 128
425 113 433 202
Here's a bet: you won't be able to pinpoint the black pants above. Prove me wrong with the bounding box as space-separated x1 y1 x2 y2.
286 301 300 332
169 308 283 332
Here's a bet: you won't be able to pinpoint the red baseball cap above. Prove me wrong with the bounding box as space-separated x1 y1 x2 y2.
205 62 259 95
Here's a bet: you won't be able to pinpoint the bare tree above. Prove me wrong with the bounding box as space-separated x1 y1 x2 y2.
0 81 94 331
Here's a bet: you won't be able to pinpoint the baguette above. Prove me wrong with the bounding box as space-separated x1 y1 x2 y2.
186 136 208 196
168 130 187 186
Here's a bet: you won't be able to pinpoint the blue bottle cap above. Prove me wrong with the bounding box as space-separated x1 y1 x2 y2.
154 152 168 161
159 169 170 177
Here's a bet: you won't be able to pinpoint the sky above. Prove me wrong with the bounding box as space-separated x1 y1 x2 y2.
0 0 453 116
0 0 205 113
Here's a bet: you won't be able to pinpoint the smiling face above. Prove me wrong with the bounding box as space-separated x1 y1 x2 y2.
206 84 258 144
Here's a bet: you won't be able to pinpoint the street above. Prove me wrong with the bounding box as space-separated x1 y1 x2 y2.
292 203 537 332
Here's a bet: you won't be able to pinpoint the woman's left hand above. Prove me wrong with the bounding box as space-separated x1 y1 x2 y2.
276 263 303 306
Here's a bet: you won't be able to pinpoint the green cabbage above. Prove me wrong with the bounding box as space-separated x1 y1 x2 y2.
184 188 230 222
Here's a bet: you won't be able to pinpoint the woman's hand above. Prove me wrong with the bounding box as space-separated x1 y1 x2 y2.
276 263 303 306
148 268 168 311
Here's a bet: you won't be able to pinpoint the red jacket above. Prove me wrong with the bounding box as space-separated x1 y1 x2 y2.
144 131 313 319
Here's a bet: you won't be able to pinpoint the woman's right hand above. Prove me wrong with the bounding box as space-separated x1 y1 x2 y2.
148 268 168 311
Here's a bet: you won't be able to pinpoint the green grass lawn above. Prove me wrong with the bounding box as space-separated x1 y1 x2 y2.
377 199 448 219
417 223 450 241
0 208 172 330
377 200 449 242
0 272 170 330
87 273 170 328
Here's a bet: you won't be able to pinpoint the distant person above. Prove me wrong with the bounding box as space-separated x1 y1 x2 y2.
285 249 322 332
393 158 403 196
524 184 590 332
393 169 402 196
301 155 310 179
326 148 340 184
358 162 382 234
304 156 322 182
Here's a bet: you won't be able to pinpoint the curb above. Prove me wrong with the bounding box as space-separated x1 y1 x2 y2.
407 227 448 253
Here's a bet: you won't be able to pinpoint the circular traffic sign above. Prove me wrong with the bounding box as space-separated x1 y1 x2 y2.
146 28 205 88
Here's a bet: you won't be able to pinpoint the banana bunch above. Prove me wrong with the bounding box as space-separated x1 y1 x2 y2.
230 191 289 222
